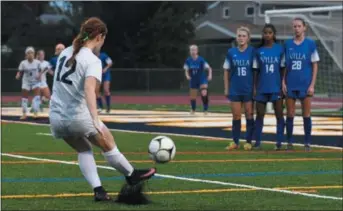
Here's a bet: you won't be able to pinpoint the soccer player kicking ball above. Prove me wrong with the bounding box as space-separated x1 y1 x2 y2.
49 17 156 204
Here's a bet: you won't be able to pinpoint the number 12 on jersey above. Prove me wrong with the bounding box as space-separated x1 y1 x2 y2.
56 56 77 85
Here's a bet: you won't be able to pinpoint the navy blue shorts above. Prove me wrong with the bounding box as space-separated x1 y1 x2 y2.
228 94 253 102
102 71 111 82
287 90 309 100
255 93 282 103
190 76 207 89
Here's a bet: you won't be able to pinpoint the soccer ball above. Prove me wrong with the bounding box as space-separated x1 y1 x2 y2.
148 136 176 163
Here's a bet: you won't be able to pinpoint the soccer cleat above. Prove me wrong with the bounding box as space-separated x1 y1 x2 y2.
97 109 103 114
106 109 111 114
243 143 252 151
125 168 156 186
253 144 262 150
274 145 282 151
20 115 27 120
94 186 111 202
304 144 311 152
226 142 239 150
286 143 294 151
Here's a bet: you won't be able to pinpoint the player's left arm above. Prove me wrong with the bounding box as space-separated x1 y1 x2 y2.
102 54 113 73
204 61 212 81
308 41 320 95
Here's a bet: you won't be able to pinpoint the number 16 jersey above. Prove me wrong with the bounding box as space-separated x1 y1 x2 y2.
50 46 102 120
223 46 255 96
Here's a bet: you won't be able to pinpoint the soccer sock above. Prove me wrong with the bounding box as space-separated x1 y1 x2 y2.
303 117 312 145
32 95 41 113
103 146 134 176
78 151 102 189
245 118 254 144
276 117 285 147
21 98 28 114
190 99 196 111
286 117 294 144
201 91 209 112
232 119 241 145
254 117 263 146
97 97 103 110
105 95 111 110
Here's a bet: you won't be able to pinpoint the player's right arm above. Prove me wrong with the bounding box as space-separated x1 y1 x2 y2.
183 61 191 80
16 61 24 80
223 57 230 96
84 59 102 127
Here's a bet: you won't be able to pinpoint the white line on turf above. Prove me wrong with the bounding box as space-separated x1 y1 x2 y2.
2 119 342 150
1 152 342 201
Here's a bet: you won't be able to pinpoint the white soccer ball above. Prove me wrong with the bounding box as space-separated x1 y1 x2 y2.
148 136 176 163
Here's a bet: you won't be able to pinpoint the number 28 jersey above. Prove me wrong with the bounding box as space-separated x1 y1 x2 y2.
284 38 320 91
223 46 255 95
50 46 102 120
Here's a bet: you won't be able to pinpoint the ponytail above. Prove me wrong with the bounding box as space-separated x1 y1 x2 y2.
67 34 84 67
66 17 107 67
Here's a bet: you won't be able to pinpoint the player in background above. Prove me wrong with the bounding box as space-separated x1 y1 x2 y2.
183 45 212 114
96 51 113 113
49 17 156 203
36 50 53 111
15 47 41 119
223 27 255 150
253 24 285 150
49 43 65 73
283 18 320 151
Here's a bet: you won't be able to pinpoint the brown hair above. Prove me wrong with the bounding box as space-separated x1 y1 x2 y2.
293 17 306 26
67 17 108 67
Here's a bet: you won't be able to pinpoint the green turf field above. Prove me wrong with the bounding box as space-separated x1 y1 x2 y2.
1 122 342 210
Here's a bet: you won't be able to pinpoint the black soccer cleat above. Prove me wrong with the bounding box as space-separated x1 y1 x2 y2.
125 168 156 186
304 144 311 152
94 186 111 202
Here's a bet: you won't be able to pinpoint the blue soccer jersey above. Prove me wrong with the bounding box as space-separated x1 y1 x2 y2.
49 56 58 71
98 52 112 69
223 46 255 96
254 43 285 94
284 38 320 91
183 56 210 82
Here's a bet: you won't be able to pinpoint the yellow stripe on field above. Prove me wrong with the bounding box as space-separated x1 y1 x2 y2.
1 158 342 165
2 186 342 199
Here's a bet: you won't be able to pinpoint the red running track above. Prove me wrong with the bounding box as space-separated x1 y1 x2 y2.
1 95 342 109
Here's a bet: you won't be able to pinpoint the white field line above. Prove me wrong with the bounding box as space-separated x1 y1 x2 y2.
2 119 342 150
1 153 342 201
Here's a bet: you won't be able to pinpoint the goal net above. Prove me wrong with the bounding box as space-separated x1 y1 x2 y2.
264 5 343 113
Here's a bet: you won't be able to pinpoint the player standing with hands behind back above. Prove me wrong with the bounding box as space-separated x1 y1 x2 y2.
184 45 212 114
283 18 320 151
223 27 255 150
